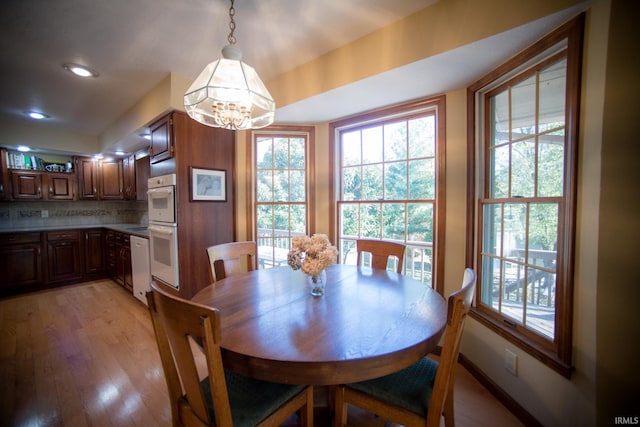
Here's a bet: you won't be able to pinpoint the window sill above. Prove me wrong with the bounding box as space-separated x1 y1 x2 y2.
469 308 573 379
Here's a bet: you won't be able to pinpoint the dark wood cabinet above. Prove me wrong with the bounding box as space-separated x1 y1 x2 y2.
123 154 136 200
76 156 124 200
107 231 132 292
11 170 43 199
76 156 99 200
149 114 174 164
99 159 124 200
10 170 75 200
149 111 235 299
46 172 75 200
135 156 150 201
0 233 43 293
46 230 82 284
105 230 117 278
83 229 105 277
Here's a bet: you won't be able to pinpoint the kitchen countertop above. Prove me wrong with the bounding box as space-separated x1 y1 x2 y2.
0 224 149 238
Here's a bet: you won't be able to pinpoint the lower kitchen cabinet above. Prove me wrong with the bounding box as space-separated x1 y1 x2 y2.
107 231 133 292
84 229 105 278
0 232 43 293
1 227 137 296
46 230 82 284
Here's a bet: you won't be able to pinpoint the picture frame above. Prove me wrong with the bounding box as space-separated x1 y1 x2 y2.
190 167 226 202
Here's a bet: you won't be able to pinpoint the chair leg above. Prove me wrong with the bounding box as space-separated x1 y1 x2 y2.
443 393 455 427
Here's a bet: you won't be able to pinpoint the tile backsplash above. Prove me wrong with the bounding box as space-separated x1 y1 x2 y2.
0 200 148 229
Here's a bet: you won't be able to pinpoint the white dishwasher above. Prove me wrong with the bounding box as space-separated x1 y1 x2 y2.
130 235 151 306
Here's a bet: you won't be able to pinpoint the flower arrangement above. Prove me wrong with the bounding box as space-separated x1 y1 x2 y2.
287 234 339 278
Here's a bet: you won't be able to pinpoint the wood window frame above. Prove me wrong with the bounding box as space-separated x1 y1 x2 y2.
246 125 316 253
466 14 584 378
329 96 446 295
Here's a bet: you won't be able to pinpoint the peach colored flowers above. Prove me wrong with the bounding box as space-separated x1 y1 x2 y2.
287 234 338 277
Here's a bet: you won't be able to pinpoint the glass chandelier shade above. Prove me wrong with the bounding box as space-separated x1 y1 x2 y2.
184 47 275 130
184 1 275 130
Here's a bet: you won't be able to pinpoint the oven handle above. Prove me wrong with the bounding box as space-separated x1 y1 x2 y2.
147 187 174 198
148 225 176 235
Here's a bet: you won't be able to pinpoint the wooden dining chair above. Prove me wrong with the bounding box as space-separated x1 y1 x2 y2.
334 268 476 427
146 282 314 427
356 239 406 273
206 241 257 283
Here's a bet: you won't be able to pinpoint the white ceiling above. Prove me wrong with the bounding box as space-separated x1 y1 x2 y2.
0 0 585 154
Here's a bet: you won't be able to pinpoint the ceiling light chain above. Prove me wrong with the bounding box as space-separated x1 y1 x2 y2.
227 0 236 45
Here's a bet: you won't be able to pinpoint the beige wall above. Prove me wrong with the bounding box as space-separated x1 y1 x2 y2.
595 0 640 424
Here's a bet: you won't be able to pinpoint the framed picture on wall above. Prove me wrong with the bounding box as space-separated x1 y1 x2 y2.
190 167 226 202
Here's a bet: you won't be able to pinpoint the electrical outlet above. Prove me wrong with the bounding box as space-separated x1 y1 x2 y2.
41 209 48 218
505 349 518 376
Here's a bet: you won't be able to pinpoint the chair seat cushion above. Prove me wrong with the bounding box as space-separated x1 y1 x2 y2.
347 357 439 417
201 369 306 427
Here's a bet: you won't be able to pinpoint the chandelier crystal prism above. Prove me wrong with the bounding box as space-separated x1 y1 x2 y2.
184 0 275 130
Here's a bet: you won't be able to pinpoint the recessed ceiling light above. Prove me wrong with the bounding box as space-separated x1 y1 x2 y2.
115 150 125 156
25 111 49 120
63 63 98 78
17 145 31 152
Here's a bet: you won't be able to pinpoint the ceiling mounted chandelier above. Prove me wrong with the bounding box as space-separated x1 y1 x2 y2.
184 0 275 130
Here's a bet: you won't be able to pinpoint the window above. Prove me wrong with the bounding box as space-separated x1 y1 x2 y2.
252 126 315 269
467 15 584 377
331 97 445 292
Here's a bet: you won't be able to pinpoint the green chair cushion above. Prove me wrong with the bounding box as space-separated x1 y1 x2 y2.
201 369 306 427
347 357 439 417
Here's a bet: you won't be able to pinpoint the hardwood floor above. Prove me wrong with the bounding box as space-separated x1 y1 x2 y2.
0 280 523 427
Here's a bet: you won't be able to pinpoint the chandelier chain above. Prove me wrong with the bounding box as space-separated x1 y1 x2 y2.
227 0 236 45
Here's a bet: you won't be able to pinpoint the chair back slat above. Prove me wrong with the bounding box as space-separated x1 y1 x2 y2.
356 239 406 273
206 241 258 283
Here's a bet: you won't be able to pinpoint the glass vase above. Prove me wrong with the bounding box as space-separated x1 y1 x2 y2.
307 270 326 297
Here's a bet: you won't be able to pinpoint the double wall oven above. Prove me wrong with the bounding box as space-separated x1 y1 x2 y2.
147 174 179 289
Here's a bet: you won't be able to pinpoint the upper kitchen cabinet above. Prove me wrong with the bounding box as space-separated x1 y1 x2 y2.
134 155 150 201
76 156 100 200
149 114 174 164
10 170 75 201
99 158 124 200
76 156 124 200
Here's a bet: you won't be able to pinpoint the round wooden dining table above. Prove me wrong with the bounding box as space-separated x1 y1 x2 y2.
191 264 447 386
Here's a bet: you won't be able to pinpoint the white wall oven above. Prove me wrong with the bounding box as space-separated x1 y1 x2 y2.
148 174 179 289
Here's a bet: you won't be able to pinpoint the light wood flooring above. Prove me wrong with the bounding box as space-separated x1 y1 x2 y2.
0 279 523 427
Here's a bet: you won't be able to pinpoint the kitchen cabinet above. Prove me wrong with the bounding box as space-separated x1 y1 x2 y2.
148 111 235 299
107 231 132 292
123 154 136 200
0 232 43 293
135 156 150 201
149 114 174 164
76 156 99 200
105 230 117 278
10 170 75 200
46 230 82 284
83 229 105 278
76 156 124 200
99 158 124 200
